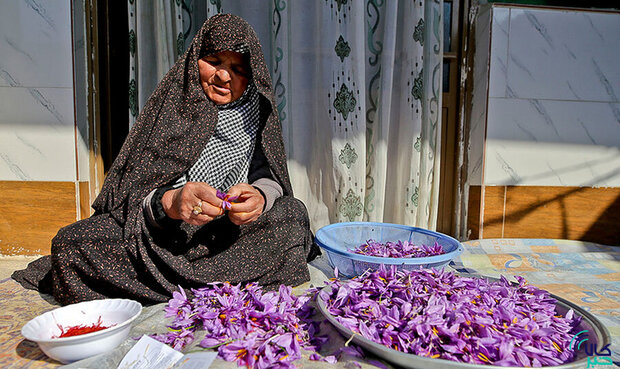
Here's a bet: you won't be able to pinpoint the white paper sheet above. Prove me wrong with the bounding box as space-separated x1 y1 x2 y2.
116 335 216 369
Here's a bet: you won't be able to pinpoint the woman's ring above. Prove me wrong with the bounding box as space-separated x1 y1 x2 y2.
192 200 203 215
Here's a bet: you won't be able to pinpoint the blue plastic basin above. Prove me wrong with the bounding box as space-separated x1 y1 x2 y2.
314 222 463 278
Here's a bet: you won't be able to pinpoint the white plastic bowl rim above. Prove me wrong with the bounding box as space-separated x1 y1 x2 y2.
21 298 142 344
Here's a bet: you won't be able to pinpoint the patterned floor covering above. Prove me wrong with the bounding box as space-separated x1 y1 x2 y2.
0 278 60 368
1 238 618 367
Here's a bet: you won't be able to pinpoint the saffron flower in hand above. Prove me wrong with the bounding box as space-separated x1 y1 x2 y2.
216 189 239 210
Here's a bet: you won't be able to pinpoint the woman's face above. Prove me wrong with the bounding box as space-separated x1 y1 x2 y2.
198 50 250 105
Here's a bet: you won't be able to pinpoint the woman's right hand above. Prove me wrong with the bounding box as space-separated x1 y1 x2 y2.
161 182 223 226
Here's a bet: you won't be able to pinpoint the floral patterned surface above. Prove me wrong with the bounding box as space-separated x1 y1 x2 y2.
452 239 620 366
3 238 618 367
0 278 59 368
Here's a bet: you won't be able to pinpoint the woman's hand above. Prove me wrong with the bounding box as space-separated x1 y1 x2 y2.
226 183 265 225
161 182 224 226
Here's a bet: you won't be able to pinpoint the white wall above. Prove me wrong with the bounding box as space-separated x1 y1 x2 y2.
0 0 77 182
471 5 620 187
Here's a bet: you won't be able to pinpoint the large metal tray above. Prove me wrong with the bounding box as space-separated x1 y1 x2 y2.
317 282 611 369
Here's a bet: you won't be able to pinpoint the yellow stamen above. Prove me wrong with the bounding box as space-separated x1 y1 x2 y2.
487 310 493 315
432 327 439 335
513 317 518 324
431 354 440 359
478 353 490 362
552 340 562 352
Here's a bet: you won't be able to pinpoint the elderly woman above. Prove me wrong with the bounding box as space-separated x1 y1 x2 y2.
13 14 319 305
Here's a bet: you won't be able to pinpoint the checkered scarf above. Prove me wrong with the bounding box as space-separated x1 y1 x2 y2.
183 83 260 191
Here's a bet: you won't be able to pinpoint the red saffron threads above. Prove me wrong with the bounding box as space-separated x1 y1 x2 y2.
54 316 113 338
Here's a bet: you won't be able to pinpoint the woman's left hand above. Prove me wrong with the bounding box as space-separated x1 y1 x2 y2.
225 183 265 225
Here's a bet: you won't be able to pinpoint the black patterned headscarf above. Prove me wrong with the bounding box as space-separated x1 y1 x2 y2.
92 14 293 235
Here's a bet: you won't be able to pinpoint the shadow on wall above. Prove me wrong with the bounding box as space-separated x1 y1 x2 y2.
581 194 620 245
482 187 620 245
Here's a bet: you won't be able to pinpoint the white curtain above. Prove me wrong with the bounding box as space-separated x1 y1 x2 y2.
132 0 443 232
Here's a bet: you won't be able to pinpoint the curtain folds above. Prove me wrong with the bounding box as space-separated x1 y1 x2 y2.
127 0 183 128
129 0 443 231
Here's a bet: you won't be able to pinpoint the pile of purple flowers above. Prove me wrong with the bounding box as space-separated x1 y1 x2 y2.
319 266 581 367
153 282 324 368
154 269 581 368
350 239 445 258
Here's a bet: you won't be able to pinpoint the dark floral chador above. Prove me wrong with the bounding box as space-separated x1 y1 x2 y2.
13 14 318 305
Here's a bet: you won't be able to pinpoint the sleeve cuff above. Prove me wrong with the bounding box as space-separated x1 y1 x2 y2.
252 177 283 213
142 188 161 229
143 185 180 229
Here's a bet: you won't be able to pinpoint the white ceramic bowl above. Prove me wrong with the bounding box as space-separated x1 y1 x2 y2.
21 298 142 364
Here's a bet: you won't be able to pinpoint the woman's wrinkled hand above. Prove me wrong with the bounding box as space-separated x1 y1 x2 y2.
161 182 224 226
225 183 265 225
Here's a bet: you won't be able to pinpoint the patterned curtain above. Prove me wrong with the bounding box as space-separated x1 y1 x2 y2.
131 0 443 231
127 0 183 128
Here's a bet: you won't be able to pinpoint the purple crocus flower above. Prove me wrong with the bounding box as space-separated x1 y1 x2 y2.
216 189 239 210
318 265 581 366
153 265 580 368
152 282 331 368
350 239 445 258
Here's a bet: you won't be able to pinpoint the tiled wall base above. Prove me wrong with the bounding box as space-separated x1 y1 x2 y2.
0 181 78 255
467 185 620 245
